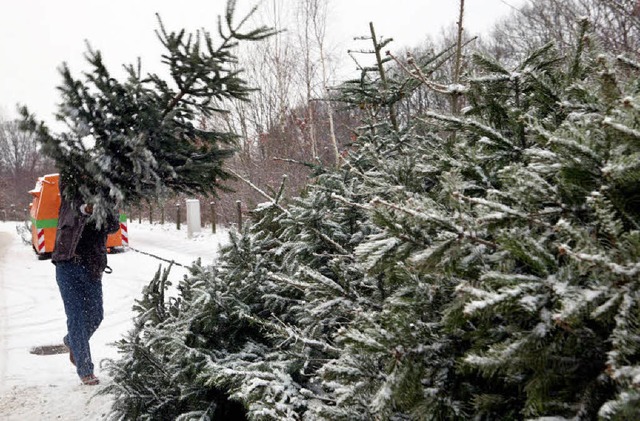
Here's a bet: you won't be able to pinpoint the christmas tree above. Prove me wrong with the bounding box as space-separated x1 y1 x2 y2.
322 20 640 419
104 18 640 421
20 0 275 225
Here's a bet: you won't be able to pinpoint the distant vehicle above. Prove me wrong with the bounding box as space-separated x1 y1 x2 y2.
28 173 128 260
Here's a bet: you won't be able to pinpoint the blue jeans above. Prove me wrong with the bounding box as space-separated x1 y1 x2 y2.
56 260 104 378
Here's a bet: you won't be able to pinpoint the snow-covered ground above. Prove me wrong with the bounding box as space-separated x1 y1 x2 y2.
0 220 228 420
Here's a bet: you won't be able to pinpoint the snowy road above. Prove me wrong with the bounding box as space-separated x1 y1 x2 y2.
0 231 11 393
0 221 227 420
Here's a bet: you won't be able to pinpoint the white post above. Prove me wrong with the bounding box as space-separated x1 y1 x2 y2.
185 199 201 239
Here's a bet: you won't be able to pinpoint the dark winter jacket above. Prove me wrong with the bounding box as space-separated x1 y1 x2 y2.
52 186 120 277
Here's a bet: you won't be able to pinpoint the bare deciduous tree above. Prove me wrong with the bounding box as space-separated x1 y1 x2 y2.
198 0 349 224
0 116 55 210
485 0 639 61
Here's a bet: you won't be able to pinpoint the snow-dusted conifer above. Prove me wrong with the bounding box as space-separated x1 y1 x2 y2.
104 17 640 421
20 1 275 225
320 19 640 420
104 164 378 419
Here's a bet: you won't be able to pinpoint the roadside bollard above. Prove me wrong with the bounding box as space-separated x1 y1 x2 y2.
176 204 181 230
210 201 216 234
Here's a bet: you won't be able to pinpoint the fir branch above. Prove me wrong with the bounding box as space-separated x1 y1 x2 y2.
244 313 341 355
162 90 188 120
267 271 313 293
468 74 511 83
299 266 348 296
559 244 640 279
603 117 640 141
230 168 350 255
371 197 498 249
421 112 517 151
471 52 510 75
452 192 552 228
331 193 373 212
617 55 640 71
371 197 457 230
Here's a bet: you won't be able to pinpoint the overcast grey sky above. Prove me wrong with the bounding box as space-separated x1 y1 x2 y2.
0 0 523 127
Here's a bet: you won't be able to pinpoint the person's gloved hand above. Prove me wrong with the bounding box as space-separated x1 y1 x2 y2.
80 204 93 215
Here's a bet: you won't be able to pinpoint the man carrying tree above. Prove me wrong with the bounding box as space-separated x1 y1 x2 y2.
54 171 120 385
18 0 275 386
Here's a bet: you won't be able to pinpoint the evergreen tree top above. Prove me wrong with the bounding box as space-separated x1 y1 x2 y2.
20 0 276 224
